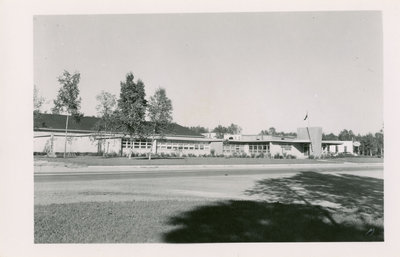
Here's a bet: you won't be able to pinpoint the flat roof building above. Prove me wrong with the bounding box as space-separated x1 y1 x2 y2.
34 113 356 159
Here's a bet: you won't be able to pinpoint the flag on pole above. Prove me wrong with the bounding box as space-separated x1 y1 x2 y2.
304 112 308 120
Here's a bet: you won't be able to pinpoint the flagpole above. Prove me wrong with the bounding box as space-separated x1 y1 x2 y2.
304 111 313 154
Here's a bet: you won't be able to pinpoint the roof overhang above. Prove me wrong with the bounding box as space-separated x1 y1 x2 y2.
226 139 311 144
322 141 344 145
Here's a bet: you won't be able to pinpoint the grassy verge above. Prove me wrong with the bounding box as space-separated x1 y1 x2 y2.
331 157 383 163
34 156 344 167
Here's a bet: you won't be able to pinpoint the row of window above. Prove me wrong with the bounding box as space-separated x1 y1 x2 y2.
249 144 269 153
158 142 209 151
222 144 271 153
121 139 210 151
122 139 152 149
324 145 347 153
223 144 245 153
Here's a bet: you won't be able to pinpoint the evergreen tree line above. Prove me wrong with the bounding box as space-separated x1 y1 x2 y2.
323 129 384 157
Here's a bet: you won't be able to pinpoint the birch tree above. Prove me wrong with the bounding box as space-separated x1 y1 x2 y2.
52 70 82 158
147 87 173 159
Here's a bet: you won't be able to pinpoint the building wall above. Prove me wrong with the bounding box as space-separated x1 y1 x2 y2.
297 127 322 157
121 139 212 156
210 141 223 155
34 131 121 154
34 130 353 158
269 143 281 156
270 142 307 159
323 141 354 155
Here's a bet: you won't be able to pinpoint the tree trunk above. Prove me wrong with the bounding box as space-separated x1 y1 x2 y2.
148 126 157 160
63 115 69 158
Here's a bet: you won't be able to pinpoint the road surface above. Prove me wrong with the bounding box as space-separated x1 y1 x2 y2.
34 164 383 205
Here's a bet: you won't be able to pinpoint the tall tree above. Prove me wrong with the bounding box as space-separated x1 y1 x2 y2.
147 87 173 159
95 91 119 132
213 125 228 139
33 85 46 128
338 129 355 141
187 126 209 134
117 72 147 137
52 70 82 158
375 128 384 157
268 127 276 136
227 123 242 134
33 85 45 114
322 133 339 140
96 91 117 118
94 91 118 156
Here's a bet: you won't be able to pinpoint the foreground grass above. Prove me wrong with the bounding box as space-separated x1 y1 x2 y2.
35 199 383 243
35 200 205 243
35 171 383 243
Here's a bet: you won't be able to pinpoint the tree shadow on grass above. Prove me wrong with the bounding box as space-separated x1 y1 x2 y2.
163 172 383 243
245 171 383 219
163 200 382 243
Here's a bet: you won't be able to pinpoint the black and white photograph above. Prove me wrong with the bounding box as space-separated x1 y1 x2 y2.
33 11 384 243
1 1 400 257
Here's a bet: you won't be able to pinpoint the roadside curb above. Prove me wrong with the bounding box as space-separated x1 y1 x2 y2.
34 162 383 174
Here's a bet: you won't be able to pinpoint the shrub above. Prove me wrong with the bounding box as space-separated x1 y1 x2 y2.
33 152 47 156
210 149 215 157
321 153 334 159
105 152 118 158
335 152 355 158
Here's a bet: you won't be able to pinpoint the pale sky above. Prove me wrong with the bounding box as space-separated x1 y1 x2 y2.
33 12 382 135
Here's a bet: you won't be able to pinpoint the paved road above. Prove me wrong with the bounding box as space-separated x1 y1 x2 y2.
34 163 383 206
34 164 382 183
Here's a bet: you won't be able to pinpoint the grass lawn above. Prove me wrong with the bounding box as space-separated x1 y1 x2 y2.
334 157 383 163
35 200 205 243
34 155 383 167
34 171 383 243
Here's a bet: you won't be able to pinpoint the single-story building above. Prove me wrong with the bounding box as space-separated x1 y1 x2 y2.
34 113 357 159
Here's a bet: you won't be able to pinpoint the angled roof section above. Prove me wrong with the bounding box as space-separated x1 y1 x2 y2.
34 113 99 131
33 113 203 137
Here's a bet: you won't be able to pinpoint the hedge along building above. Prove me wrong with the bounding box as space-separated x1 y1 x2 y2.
34 113 354 158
